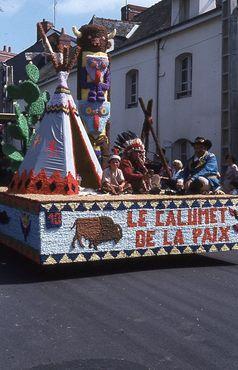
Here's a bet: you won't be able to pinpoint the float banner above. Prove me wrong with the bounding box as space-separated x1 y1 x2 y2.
127 207 235 249
37 205 238 254
1 193 238 264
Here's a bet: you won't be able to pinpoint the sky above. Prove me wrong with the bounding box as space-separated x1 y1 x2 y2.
0 0 159 54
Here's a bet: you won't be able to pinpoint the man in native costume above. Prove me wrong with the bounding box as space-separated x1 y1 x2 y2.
8 24 102 195
115 132 153 193
183 137 220 194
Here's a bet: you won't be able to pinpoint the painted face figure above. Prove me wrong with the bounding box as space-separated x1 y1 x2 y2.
73 24 114 53
78 101 110 139
86 55 109 83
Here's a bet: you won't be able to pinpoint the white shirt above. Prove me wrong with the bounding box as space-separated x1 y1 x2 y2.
102 167 125 186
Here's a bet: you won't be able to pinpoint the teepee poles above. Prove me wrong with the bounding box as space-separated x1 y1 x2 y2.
37 22 81 72
139 97 171 179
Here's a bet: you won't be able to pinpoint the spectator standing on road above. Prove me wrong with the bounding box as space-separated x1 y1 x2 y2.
222 154 238 194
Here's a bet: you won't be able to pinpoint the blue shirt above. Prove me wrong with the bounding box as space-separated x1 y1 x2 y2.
182 151 220 189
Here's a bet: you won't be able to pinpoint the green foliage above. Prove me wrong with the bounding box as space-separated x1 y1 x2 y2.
3 62 50 171
18 114 29 141
26 63 40 83
6 124 23 140
28 96 46 116
7 85 22 100
14 103 21 117
41 90 50 104
21 80 41 104
2 143 24 162
27 115 38 127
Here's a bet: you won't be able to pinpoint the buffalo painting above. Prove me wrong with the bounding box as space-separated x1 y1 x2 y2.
71 216 122 249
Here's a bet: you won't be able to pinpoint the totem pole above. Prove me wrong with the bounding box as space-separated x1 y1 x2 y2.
72 24 116 168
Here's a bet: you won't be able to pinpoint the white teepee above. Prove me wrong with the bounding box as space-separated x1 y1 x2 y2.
9 71 102 195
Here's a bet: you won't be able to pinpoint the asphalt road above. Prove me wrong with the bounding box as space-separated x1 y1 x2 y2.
0 246 238 370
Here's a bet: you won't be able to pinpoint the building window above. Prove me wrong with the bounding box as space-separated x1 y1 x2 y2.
126 69 138 108
175 53 192 99
172 138 191 164
179 0 190 22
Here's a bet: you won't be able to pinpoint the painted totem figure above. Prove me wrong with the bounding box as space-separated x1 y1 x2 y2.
73 24 116 168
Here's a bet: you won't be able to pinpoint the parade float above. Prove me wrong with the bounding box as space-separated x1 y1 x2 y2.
0 23 237 265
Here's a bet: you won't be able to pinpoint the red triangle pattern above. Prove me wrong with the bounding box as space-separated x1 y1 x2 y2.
8 169 79 195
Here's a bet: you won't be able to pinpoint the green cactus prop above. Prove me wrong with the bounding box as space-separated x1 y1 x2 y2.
2 62 50 171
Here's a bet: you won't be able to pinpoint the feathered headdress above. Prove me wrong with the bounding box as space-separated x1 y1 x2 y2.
114 131 145 154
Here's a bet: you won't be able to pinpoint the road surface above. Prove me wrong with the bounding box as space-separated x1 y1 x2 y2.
0 245 238 369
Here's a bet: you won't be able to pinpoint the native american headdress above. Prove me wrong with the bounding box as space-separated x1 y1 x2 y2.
115 131 145 155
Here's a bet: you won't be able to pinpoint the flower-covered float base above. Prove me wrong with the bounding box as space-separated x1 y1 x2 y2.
0 187 238 265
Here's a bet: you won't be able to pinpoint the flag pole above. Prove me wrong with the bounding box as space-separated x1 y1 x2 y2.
53 0 57 27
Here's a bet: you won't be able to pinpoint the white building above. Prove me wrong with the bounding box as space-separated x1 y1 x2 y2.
111 0 238 168
4 1 238 169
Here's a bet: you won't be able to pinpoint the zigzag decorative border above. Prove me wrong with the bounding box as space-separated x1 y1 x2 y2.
1 231 237 265
46 105 78 115
39 198 237 213
41 243 238 265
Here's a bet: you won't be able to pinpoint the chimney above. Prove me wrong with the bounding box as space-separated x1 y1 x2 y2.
3 45 7 52
8 46 11 53
37 19 54 41
121 4 147 21
58 28 71 49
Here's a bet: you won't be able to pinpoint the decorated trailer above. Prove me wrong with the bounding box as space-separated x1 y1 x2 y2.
1 23 236 265
0 188 237 265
